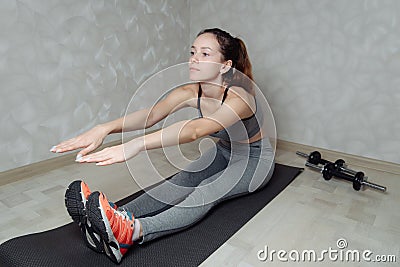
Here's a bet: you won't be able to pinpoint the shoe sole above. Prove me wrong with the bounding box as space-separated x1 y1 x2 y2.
87 192 123 264
65 180 103 253
65 181 87 224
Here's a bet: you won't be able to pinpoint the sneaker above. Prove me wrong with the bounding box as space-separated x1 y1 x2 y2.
65 180 117 253
87 191 135 263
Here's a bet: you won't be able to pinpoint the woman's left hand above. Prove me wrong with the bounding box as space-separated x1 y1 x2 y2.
77 139 143 166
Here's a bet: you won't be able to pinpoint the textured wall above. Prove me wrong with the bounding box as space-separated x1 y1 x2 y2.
2 0 399 172
191 0 400 164
0 0 189 172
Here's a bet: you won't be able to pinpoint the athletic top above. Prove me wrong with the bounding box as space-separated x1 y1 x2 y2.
197 84 261 142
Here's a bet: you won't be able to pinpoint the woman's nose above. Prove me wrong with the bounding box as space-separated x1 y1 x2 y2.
190 53 199 63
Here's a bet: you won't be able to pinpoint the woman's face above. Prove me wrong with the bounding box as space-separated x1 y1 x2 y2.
189 33 229 82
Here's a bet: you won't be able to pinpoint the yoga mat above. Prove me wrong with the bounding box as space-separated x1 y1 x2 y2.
0 163 302 267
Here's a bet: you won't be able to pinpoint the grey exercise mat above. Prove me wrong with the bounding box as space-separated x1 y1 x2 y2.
0 163 302 267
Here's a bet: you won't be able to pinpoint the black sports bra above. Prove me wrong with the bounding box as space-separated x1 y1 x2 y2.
196 84 261 142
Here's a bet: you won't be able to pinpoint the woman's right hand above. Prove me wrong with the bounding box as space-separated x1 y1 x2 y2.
50 125 110 159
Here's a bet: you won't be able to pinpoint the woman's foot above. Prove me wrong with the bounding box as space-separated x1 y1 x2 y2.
65 180 104 252
64 180 118 253
87 191 135 263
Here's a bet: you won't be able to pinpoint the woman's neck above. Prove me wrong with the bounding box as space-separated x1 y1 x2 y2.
200 82 226 100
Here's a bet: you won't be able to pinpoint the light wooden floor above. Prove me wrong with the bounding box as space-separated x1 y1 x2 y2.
0 141 399 266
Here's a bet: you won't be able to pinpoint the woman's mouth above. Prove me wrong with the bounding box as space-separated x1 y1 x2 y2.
189 67 200 72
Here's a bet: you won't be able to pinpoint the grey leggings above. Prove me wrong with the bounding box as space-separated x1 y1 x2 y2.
120 138 275 243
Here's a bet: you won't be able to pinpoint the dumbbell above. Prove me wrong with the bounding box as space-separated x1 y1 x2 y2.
296 151 328 165
297 151 364 176
305 162 387 192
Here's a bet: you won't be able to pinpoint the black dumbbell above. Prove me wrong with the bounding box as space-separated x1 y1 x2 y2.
307 161 355 183
352 171 386 191
334 159 346 168
321 162 335 180
353 172 364 191
298 151 366 177
296 151 330 165
305 162 387 192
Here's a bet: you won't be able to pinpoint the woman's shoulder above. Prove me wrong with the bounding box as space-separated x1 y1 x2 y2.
174 83 198 95
168 83 198 107
226 85 254 102
225 85 256 113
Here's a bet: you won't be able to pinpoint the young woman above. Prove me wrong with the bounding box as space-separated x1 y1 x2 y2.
52 28 275 263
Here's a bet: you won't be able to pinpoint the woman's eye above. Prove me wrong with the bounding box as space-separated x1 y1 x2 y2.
202 53 209 57
190 51 195 56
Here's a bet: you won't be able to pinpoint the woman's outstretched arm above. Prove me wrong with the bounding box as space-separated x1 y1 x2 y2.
78 92 251 166
51 85 195 157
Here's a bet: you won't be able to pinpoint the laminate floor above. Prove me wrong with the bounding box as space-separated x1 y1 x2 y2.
0 140 398 266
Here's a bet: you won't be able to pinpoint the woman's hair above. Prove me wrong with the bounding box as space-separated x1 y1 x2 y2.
197 28 254 90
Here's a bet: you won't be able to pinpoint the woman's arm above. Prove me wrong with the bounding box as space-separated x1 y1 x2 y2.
100 85 196 133
52 85 195 156
79 91 251 165
78 119 202 165
139 95 250 150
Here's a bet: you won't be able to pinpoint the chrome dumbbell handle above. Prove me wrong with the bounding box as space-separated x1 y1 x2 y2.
340 166 356 175
305 161 322 171
296 151 309 158
362 180 387 192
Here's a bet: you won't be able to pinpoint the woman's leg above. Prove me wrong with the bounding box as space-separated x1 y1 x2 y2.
138 142 275 243
84 139 275 263
119 144 229 218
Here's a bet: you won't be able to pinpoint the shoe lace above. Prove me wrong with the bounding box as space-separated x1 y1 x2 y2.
108 208 134 244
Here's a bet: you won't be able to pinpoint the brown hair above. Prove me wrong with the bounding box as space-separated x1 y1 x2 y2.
197 28 253 90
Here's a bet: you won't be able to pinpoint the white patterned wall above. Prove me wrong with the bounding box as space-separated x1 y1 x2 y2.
2 0 399 172
191 0 400 164
0 0 190 172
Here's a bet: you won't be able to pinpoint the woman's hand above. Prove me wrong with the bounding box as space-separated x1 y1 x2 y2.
50 125 110 158
77 138 143 166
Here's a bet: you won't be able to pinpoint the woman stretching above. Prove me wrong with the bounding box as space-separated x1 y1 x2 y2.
52 28 275 263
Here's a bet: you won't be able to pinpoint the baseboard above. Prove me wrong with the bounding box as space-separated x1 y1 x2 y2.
277 139 400 175
0 140 122 187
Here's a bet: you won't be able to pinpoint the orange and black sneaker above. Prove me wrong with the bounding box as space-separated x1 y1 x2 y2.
87 191 135 263
65 180 117 253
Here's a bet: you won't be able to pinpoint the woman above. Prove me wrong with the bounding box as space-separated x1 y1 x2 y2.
52 28 275 263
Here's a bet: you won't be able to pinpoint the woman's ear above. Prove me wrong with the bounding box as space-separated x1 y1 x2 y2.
220 60 232 74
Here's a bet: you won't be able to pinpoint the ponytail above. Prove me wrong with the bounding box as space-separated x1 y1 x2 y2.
235 38 253 81
230 37 253 90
